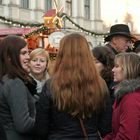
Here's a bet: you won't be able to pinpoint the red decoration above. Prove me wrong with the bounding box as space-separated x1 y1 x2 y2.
26 35 39 51
45 44 58 53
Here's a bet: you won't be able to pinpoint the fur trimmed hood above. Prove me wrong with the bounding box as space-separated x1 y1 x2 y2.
114 77 140 102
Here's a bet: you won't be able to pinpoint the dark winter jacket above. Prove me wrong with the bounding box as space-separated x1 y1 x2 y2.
0 123 7 140
0 76 36 140
104 78 140 140
105 43 118 55
33 80 112 140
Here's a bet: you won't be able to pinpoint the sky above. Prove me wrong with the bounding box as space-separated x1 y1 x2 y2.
101 0 140 33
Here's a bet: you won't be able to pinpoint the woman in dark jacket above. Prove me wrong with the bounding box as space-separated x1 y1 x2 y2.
92 46 116 105
0 123 7 140
33 33 112 140
0 35 37 140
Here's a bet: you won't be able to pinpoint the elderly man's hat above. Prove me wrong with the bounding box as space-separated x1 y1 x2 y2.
105 24 137 42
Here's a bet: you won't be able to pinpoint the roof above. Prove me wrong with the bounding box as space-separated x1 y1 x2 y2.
0 28 36 36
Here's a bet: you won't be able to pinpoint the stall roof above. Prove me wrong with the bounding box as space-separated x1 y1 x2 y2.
0 28 36 36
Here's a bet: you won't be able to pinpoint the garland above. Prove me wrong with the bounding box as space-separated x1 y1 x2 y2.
0 16 43 27
64 14 107 36
24 26 48 38
0 14 107 37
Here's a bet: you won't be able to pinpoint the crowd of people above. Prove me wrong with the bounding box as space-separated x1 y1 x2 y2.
0 23 140 140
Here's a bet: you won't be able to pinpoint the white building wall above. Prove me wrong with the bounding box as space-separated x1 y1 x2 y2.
80 0 84 17
0 0 104 46
3 0 10 4
72 0 78 17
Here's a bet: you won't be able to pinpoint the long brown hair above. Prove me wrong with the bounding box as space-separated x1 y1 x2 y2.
51 33 109 118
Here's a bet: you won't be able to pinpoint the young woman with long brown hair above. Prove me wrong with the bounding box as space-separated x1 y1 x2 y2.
34 33 112 140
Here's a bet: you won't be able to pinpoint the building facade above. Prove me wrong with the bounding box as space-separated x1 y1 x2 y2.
0 0 105 46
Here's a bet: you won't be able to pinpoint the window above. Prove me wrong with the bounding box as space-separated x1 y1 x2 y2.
0 0 2 4
84 0 90 19
45 0 52 12
66 0 72 16
21 0 29 9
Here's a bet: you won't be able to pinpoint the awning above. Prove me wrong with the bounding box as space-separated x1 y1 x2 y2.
0 28 36 36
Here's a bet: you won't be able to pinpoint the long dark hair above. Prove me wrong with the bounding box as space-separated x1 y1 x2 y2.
92 46 115 83
0 35 30 82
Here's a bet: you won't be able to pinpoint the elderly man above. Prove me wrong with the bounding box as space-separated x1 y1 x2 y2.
104 24 137 54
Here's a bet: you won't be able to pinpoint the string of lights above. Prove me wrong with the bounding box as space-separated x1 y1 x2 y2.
64 14 107 37
23 26 48 38
0 14 107 38
0 16 43 27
